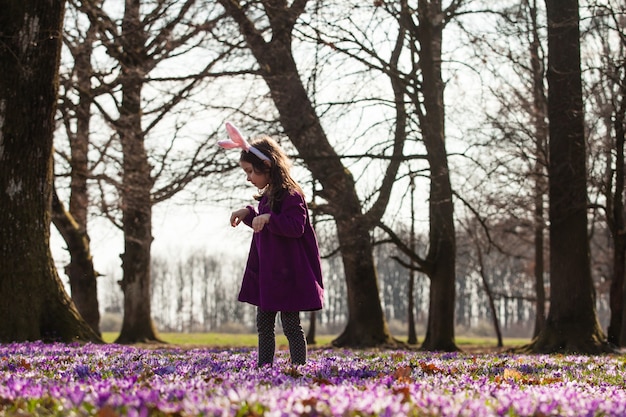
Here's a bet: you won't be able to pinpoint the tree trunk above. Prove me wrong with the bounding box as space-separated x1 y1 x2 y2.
532 182 547 339
115 0 161 344
0 0 101 343
51 188 101 336
529 0 547 339
219 0 396 347
407 271 418 345
306 311 316 345
416 0 458 352
607 170 624 346
528 0 610 353
59 13 101 336
612 68 626 346
407 173 418 345
332 220 393 347
476 243 503 347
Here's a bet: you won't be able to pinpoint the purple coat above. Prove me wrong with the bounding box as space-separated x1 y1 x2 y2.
238 191 324 312
239 193 324 311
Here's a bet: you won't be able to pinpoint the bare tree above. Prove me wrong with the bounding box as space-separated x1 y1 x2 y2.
528 0 610 353
409 0 459 352
464 0 550 338
61 0 230 343
215 0 474 350
467 224 503 347
54 3 102 336
407 173 418 345
335 0 462 351
217 0 401 347
0 0 100 342
583 1 626 346
527 0 549 338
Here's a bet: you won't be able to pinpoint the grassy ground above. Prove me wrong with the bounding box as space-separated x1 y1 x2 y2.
102 332 334 347
101 332 529 351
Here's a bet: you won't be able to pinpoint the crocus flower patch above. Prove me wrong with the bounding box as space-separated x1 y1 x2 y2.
0 341 625 416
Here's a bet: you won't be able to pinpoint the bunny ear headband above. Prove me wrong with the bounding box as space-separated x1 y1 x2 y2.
218 122 271 162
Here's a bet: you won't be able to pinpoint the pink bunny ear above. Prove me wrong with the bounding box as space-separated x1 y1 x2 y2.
217 121 271 162
218 122 250 150
216 139 240 149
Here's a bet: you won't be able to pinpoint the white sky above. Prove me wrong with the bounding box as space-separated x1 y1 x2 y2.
50 200 252 285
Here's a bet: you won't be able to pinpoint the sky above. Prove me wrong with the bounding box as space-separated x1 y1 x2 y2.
50 200 252 286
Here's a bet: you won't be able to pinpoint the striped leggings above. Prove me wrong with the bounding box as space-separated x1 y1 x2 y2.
256 309 307 366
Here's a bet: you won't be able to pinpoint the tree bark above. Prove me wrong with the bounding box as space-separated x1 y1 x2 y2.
407 174 418 345
527 0 610 353
612 67 626 346
0 0 101 343
415 0 458 352
51 188 101 336
610 132 625 346
55 12 101 336
528 0 547 339
115 0 161 344
305 311 316 345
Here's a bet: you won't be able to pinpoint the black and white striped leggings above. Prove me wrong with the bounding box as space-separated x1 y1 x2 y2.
256 308 307 366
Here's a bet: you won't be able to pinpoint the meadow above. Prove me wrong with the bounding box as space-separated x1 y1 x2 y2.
1 334 625 416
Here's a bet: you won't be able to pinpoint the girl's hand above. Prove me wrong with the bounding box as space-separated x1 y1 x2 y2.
252 213 271 232
230 208 250 227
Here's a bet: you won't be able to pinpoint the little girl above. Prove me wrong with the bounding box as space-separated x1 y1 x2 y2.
220 123 324 366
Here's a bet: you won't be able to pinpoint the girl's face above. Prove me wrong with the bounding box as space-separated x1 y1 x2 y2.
240 160 270 189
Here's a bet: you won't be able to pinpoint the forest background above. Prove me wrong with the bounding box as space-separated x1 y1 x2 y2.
2 0 623 352
52 0 622 343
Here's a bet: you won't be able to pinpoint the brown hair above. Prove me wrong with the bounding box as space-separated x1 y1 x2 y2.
240 135 304 211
